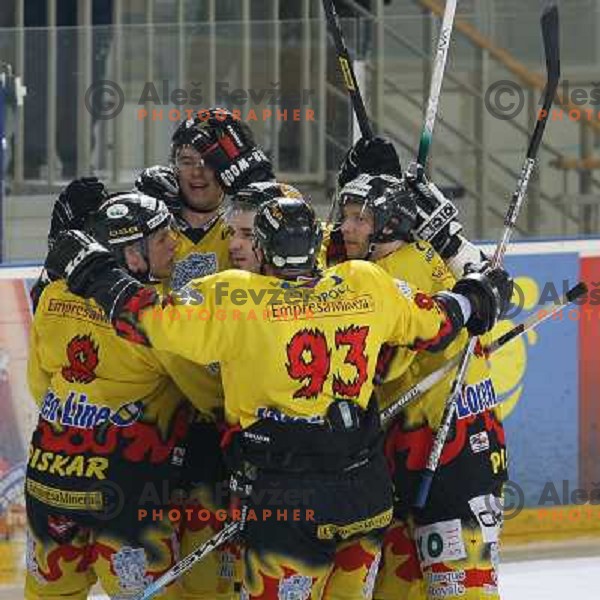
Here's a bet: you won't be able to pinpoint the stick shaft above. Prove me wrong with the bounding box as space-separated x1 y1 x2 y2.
322 0 373 139
135 521 240 600
416 0 458 167
414 2 560 509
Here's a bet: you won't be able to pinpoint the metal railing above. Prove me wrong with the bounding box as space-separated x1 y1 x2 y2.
331 0 599 239
1 0 600 262
1 0 328 193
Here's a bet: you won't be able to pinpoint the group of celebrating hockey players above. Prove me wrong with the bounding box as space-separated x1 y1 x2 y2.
24 108 511 600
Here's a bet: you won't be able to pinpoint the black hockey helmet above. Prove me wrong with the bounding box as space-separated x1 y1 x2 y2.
88 192 172 277
339 173 417 244
253 197 323 274
230 181 303 212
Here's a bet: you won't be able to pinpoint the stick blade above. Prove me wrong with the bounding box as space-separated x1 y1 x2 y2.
541 2 560 83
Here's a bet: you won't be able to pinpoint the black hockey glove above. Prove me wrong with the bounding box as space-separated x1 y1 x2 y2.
338 136 402 188
453 268 513 335
48 177 109 250
46 230 144 321
191 110 274 194
134 165 180 212
403 169 460 252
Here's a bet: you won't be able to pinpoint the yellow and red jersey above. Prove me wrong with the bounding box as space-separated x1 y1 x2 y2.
26 280 223 504
128 260 460 429
170 212 232 291
373 241 492 430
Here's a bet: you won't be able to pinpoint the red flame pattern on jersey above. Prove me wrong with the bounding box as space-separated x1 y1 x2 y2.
36 402 190 464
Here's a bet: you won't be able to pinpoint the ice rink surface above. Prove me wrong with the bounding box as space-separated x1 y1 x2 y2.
499 557 600 599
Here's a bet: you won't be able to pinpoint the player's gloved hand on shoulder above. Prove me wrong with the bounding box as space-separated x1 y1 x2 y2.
191 109 274 194
46 230 144 320
134 165 180 212
45 230 116 292
48 177 109 250
453 267 513 335
338 136 402 188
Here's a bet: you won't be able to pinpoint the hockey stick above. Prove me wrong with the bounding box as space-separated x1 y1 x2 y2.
322 0 374 225
133 520 240 600
413 0 458 171
322 0 373 140
414 2 560 509
133 288 582 600
380 281 586 427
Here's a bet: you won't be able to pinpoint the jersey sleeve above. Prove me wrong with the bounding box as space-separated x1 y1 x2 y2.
429 246 456 291
27 314 51 406
132 275 236 366
378 270 460 352
155 349 224 415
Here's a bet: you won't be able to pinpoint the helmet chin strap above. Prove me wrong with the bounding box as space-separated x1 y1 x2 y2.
366 241 376 261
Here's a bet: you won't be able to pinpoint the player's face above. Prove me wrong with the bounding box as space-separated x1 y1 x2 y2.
147 225 177 278
227 209 260 272
340 203 374 259
175 146 223 213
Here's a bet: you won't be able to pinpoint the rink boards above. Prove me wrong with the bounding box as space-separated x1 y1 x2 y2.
0 240 599 561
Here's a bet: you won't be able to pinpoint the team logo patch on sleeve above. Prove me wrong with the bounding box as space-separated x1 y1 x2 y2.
171 252 218 289
414 292 435 310
469 431 490 454
394 279 413 299
62 335 99 384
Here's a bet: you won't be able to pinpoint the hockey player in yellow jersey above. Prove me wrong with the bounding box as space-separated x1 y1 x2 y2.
135 108 275 291
338 174 507 600
134 109 274 599
336 136 487 279
226 181 304 273
46 194 512 600
25 192 232 599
